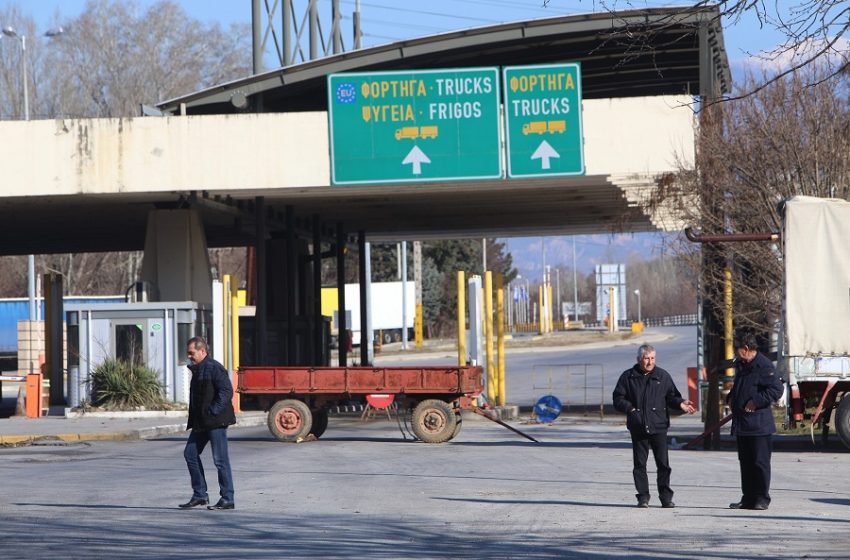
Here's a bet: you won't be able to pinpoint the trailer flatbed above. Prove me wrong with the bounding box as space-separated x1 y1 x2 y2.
238 365 483 443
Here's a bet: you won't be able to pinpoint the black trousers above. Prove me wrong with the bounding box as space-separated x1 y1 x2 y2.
630 431 672 503
736 434 772 505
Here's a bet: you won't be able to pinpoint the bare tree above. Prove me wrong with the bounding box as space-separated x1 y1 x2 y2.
558 1 850 96
649 63 850 330
0 1 253 297
628 253 698 318
39 0 252 118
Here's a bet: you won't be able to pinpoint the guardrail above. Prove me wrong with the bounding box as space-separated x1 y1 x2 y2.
530 363 606 418
643 314 698 327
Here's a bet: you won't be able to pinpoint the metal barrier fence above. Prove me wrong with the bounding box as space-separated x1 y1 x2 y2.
643 314 698 327
582 314 699 329
531 363 606 418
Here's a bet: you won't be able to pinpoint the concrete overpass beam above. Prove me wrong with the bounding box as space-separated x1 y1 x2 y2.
139 209 212 304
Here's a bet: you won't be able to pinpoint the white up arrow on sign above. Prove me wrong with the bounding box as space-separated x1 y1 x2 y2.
531 140 560 170
402 145 431 175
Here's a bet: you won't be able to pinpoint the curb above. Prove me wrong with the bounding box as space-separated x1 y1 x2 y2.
0 413 268 445
0 432 138 445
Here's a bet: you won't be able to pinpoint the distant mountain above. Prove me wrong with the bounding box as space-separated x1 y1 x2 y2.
504 231 681 280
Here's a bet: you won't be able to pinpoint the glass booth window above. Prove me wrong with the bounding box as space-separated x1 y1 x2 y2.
177 323 191 365
115 324 144 365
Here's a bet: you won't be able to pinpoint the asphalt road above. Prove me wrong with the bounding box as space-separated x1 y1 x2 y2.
1 413 849 559
375 326 697 407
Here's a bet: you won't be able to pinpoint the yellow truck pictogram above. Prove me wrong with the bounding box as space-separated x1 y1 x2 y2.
522 120 567 135
395 127 420 140
547 120 566 133
395 125 440 140
522 121 547 135
419 125 438 139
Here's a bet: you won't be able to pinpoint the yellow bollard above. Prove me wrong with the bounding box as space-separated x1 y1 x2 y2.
230 275 241 414
538 285 544 334
222 275 231 371
724 267 735 380
484 271 496 404
415 303 424 348
457 271 466 367
496 273 506 407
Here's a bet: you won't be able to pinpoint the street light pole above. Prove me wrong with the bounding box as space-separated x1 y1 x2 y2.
634 289 641 324
572 237 579 321
3 26 64 331
2 27 35 325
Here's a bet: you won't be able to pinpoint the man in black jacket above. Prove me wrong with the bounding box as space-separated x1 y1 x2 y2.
613 344 696 508
727 330 784 511
179 336 237 511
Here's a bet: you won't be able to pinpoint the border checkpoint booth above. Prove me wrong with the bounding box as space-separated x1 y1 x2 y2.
65 209 214 408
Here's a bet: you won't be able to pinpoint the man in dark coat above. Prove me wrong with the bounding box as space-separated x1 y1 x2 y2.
613 344 696 508
179 336 237 510
727 329 784 511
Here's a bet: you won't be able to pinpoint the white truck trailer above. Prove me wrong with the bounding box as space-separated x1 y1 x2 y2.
782 196 850 447
322 281 415 346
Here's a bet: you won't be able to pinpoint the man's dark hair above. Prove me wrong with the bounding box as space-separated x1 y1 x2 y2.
187 336 209 352
733 329 759 350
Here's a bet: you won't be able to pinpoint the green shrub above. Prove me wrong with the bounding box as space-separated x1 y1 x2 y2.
89 358 168 410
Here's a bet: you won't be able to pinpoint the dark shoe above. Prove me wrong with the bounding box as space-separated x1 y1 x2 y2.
637 498 650 508
661 501 676 508
751 501 769 511
207 499 235 510
179 497 209 509
729 501 753 510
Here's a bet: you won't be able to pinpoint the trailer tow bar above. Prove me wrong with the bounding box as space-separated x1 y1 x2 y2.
684 413 732 449
472 407 539 443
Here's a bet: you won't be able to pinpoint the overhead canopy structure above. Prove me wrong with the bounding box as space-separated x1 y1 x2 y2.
152 5 728 242
158 6 730 115
0 6 730 256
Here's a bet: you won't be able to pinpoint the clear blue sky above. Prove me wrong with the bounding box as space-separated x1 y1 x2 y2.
1 0 787 277
5 0 784 72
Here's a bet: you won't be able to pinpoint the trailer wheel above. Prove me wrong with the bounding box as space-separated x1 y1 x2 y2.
835 397 850 449
311 409 329 439
411 399 457 443
268 399 313 442
449 412 463 441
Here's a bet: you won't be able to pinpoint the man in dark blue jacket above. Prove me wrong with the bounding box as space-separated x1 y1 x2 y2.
727 330 784 511
179 336 237 511
613 344 696 508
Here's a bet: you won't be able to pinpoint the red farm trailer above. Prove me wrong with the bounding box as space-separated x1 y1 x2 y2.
238 365 484 443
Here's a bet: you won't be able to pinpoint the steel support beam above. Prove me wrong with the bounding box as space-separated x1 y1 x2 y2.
336 222 347 366
255 196 268 364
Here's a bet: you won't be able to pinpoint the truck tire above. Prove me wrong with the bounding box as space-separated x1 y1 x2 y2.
411 399 457 444
311 409 329 439
449 412 463 441
835 397 850 449
268 399 313 442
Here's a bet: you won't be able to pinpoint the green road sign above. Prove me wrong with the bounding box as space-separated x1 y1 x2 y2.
328 68 501 185
503 63 584 178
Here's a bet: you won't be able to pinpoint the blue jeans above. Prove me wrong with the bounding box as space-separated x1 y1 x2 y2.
184 427 234 502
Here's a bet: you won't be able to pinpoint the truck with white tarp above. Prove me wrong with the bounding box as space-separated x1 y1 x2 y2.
783 196 850 447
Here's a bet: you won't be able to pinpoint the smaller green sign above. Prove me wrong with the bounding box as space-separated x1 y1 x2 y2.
503 63 584 178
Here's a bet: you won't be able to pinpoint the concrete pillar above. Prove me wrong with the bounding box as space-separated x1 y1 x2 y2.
139 209 212 305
